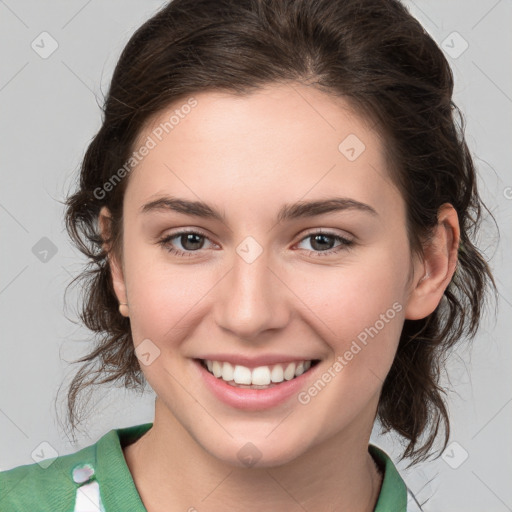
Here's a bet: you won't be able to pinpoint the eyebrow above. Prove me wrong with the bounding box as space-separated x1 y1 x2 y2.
140 195 378 222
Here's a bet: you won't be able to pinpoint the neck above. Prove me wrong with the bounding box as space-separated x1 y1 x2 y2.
123 399 383 512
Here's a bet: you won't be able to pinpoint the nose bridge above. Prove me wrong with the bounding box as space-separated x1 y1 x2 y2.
216 237 288 339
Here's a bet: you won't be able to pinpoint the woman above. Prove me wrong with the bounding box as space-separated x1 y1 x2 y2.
0 0 495 510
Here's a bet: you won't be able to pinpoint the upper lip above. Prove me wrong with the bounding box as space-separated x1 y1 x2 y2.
196 354 320 369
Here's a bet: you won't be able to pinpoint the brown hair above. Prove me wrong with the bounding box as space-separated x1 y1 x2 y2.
59 0 496 465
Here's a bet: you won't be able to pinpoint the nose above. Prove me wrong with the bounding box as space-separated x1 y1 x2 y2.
215 246 290 341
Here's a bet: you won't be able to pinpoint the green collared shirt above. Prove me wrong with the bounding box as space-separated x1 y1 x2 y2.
0 422 409 511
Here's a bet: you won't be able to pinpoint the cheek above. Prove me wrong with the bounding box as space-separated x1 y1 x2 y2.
123 226 411 356
289 248 409 367
121 240 217 343
288 259 408 428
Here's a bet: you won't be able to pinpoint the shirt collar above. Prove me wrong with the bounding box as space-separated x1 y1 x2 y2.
369 443 408 511
96 423 407 511
95 422 152 510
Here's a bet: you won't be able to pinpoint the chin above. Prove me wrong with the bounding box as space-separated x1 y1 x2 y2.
198 429 312 469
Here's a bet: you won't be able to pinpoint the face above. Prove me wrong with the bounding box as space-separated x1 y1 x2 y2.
105 83 423 467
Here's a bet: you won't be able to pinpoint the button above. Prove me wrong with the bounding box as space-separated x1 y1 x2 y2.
72 463 95 484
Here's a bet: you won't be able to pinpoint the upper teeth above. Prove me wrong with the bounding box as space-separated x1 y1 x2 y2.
204 360 313 386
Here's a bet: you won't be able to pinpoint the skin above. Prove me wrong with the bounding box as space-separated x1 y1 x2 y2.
99 82 459 511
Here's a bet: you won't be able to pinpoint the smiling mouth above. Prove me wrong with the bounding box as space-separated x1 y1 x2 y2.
198 359 321 389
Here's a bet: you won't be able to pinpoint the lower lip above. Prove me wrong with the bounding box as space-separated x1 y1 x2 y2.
193 359 319 411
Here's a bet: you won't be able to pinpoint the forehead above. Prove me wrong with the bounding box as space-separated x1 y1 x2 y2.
125 83 401 221
136 83 379 157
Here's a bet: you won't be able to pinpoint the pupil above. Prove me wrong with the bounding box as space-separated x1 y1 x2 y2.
311 234 333 251
182 233 203 250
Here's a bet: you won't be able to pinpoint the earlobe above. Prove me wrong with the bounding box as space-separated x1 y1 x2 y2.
404 204 460 320
98 206 129 317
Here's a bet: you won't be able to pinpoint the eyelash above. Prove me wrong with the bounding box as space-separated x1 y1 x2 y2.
157 229 355 258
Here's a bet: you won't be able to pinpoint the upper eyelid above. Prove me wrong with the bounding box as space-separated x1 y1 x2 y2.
300 228 354 240
161 228 354 248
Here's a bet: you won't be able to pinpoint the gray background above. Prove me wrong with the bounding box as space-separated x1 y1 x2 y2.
1 1 510 510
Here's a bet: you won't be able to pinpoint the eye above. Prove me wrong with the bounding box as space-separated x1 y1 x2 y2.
158 230 215 257
157 229 355 258
296 231 354 257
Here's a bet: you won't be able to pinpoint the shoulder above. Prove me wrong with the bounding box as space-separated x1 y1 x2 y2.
0 440 98 511
369 443 416 512
0 423 152 511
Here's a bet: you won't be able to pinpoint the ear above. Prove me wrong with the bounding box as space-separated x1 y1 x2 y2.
98 206 129 317
404 203 460 320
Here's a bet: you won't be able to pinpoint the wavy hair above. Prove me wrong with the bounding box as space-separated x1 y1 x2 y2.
59 0 497 465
